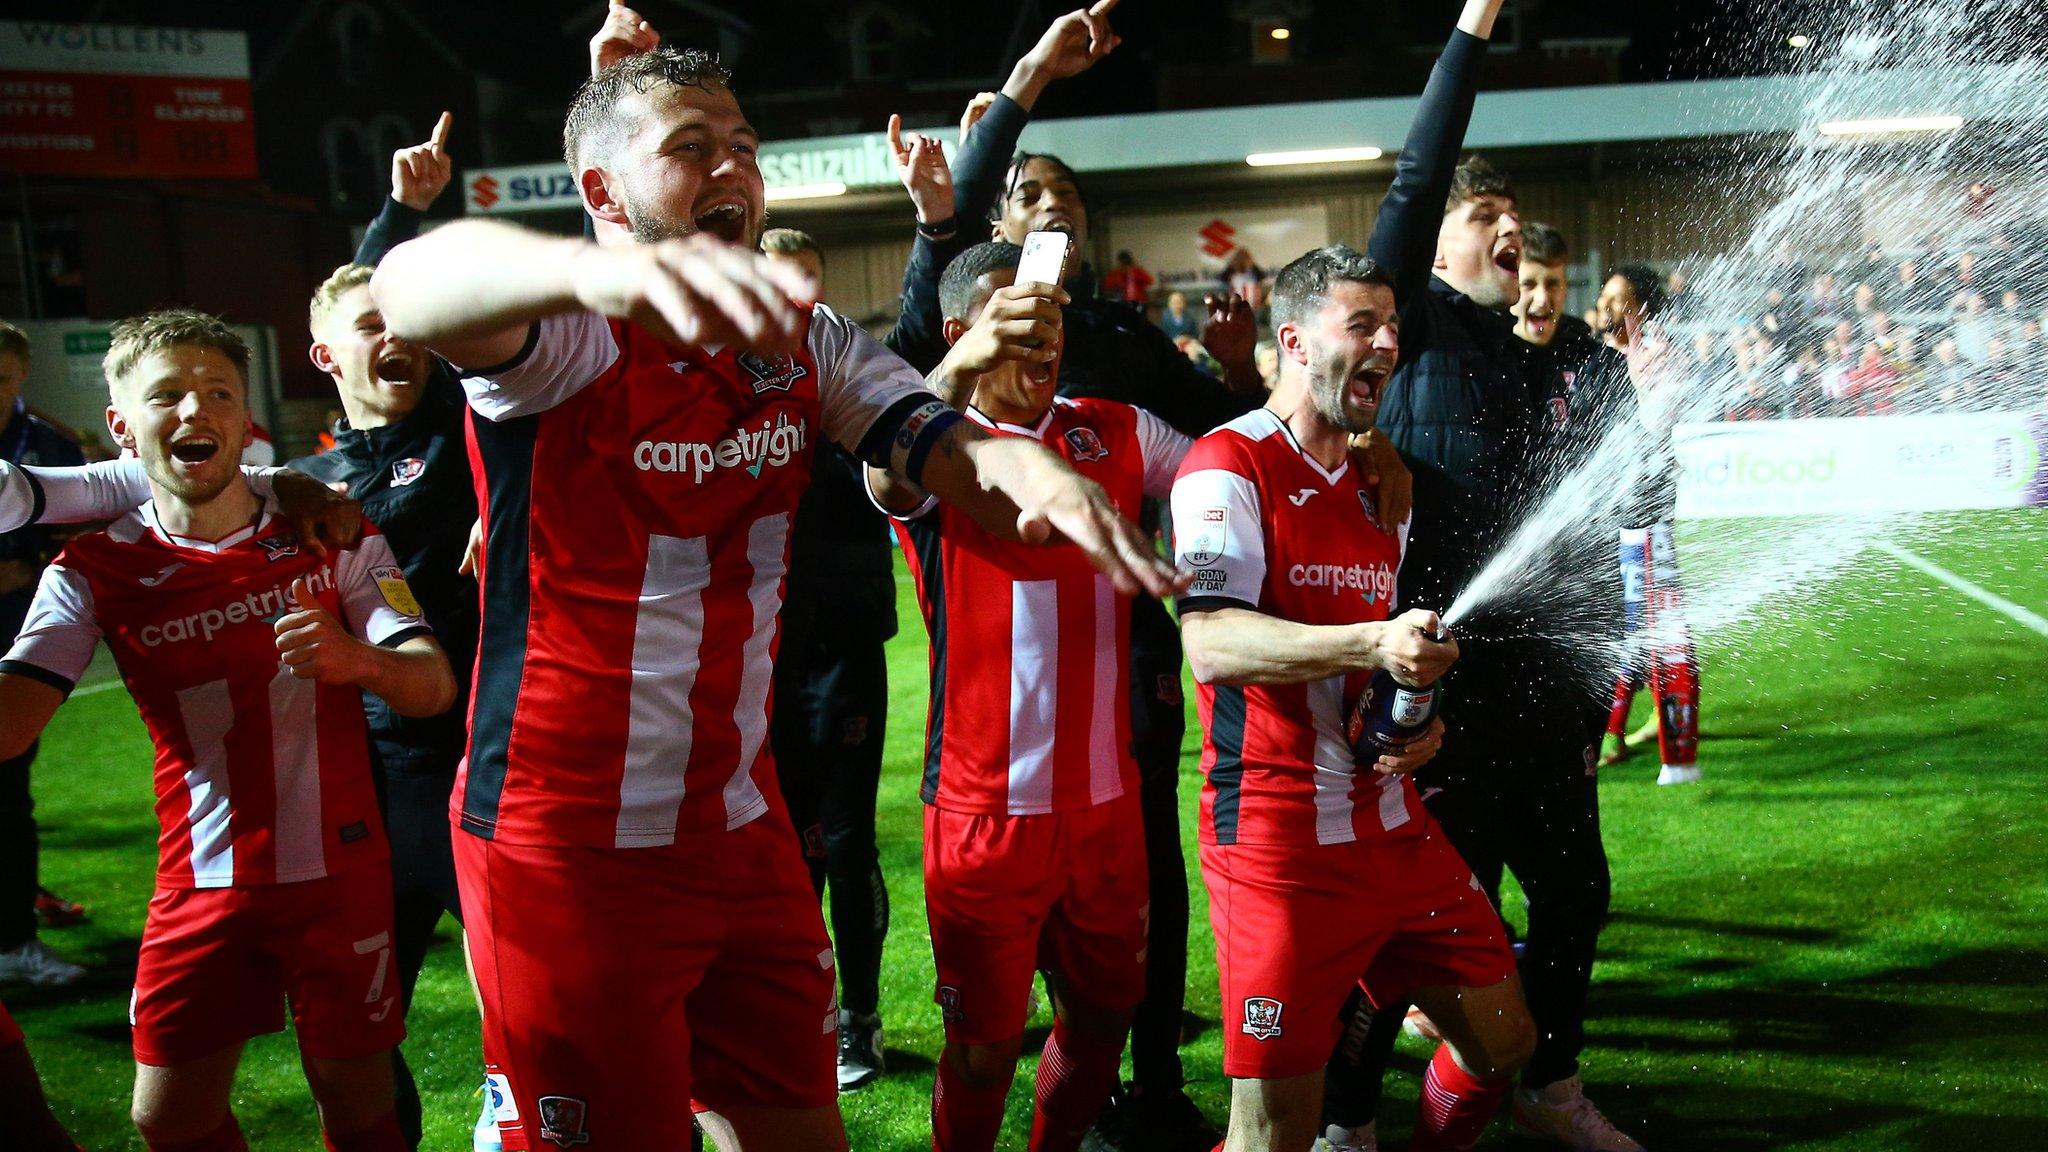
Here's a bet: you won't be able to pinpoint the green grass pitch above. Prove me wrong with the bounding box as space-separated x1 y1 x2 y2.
10 510 2045 1150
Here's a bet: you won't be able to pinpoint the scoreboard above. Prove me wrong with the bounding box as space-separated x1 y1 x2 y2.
0 21 256 181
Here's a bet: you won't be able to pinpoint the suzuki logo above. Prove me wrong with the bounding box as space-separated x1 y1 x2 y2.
1199 219 1238 260
469 174 502 211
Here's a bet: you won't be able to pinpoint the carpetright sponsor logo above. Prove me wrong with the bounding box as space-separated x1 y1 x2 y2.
140 569 333 647
635 412 809 483
1288 560 1396 605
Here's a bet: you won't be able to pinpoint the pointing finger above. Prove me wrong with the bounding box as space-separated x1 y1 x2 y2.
428 110 452 150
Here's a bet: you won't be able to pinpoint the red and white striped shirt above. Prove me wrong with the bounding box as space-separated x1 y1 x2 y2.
457 306 938 848
890 397 1187 815
1170 409 1416 847
1 502 426 887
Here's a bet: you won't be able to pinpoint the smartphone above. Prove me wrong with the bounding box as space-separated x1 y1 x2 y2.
1017 230 1072 290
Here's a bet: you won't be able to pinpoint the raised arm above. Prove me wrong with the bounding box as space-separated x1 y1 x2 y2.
883 114 969 371
355 111 453 267
1367 0 1503 306
372 222 810 370
0 461 359 551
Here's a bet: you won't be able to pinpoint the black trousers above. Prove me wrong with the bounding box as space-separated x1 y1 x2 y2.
374 756 465 1150
771 633 891 1017
1323 756 1611 1125
0 739 38 952
1128 637 1191 1093
0 593 38 952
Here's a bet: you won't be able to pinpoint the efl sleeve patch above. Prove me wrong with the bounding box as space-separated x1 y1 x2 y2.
371 565 424 619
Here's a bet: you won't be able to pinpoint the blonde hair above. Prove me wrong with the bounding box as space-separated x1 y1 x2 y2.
309 263 376 333
103 309 248 395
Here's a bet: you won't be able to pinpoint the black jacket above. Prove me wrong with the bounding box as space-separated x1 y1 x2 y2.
0 404 85 571
289 372 477 774
1370 31 1603 766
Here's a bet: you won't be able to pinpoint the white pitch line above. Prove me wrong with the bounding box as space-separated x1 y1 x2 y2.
1873 540 2048 640
72 678 127 698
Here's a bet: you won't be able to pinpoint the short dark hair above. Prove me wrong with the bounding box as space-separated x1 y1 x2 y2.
565 47 733 171
1520 222 1568 267
1269 245 1395 332
104 309 249 395
1610 263 1667 319
940 241 1024 323
996 153 1086 223
760 228 822 263
0 320 28 362
1445 155 1515 216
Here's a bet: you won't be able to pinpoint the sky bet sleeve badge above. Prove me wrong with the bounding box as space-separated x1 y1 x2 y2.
372 566 424 618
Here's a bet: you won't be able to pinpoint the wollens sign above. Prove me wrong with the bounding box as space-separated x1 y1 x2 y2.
0 21 256 180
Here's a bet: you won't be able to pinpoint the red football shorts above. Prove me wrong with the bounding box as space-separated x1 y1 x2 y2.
457 814 838 1151
923 794 1149 1046
1201 819 1515 1080
130 864 404 1066
0 998 21 1047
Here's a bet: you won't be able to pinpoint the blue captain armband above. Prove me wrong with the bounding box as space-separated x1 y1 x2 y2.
860 395 964 488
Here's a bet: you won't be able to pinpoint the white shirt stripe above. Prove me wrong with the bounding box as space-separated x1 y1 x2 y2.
1087 574 1123 804
1308 676 1358 845
268 668 325 880
723 514 787 830
1007 579 1060 814
175 678 236 887
616 533 711 847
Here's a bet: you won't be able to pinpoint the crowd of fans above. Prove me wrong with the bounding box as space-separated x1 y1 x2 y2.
1140 229 2046 423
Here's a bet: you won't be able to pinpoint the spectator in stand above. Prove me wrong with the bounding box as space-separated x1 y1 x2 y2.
1856 242 1892 287
1954 292 1995 362
1890 333 1925 407
1756 288 1790 338
1780 346 1823 419
0 321 88 990
1224 248 1266 311
1844 343 1900 416
1892 257 1943 315
1253 338 1279 389
760 228 825 295
1850 281 1880 330
1981 337 2022 407
1869 310 1901 357
2015 319 2047 377
1819 334 1856 409
1174 334 1225 379
1766 241 1807 297
1924 335 1970 410
1805 270 1842 323
1665 268 1690 313
1102 250 1156 308
1953 250 1982 297
1156 290 1200 342
1997 289 2027 338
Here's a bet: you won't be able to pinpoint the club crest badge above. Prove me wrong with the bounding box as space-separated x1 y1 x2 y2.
255 534 302 563
737 353 808 394
1063 426 1108 462
1357 490 1385 532
537 1095 591 1147
390 457 427 487
938 985 964 1023
1243 996 1284 1041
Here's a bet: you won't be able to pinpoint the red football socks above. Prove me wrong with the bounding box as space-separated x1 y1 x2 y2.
321 1110 405 1152
144 1113 247 1152
932 1048 1015 1152
1028 1021 1126 1152
1411 1042 1510 1151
